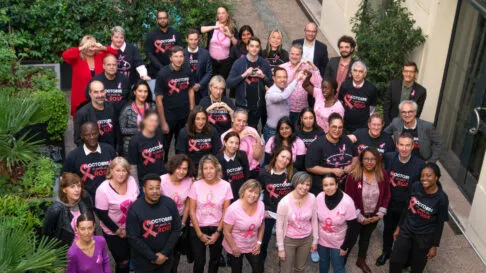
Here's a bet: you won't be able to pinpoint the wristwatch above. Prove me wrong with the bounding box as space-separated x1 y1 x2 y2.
217 229 223 235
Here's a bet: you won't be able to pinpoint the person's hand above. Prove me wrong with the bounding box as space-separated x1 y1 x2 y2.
339 249 347 256
193 83 201 92
252 142 263 157
232 246 241 257
141 75 151 81
393 227 400 241
371 216 381 223
252 243 261 255
310 244 317 253
153 253 168 265
343 164 353 174
347 134 357 143
427 246 437 260
361 218 371 225
218 102 231 111
305 60 317 70
198 232 212 244
161 122 169 134
118 228 126 238
223 26 233 38
243 67 254 78
278 250 286 261
206 232 220 245
94 42 106 51
333 168 345 177
254 68 265 79
294 70 306 81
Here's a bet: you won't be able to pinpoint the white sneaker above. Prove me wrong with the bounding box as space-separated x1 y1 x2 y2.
311 251 319 263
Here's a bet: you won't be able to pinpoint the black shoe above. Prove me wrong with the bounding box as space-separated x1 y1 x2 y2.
375 252 389 266
219 254 226 267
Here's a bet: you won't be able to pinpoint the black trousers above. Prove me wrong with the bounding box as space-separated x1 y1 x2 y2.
227 252 261 273
190 226 224 273
389 228 435 273
259 218 276 272
211 57 232 80
346 217 378 260
135 260 174 273
382 205 405 254
164 116 187 162
104 232 130 273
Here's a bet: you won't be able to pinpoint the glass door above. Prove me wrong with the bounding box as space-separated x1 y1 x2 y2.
436 0 486 201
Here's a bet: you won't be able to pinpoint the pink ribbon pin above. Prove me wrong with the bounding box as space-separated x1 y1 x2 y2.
188 139 200 152
168 79 180 95
80 164 95 181
243 224 256 238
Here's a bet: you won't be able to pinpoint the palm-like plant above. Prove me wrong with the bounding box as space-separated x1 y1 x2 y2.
0 218 67 273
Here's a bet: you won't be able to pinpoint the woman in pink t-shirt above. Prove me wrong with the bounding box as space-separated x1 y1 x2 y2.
95 157 139 273
303 76 345 133
188 154 234 273
160 154 195 272
276 171 318 273
223 179 265 273
316 174 359 273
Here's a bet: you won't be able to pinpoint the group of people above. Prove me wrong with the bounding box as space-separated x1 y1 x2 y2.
46 5 449 273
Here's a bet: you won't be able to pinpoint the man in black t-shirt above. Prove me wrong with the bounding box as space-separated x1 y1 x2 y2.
145 10 182 77
184 29 212 105
348 113 395 156
338 61 377 134
74 81 120 151
155 46 195 162
85 54 130 114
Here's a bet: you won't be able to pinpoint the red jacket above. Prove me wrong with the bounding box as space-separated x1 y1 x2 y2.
345 170 390 215
62 46 118 116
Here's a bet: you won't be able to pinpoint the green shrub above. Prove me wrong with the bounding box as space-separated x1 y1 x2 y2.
20 156 61 198
0 195 43 230
34 89 69 141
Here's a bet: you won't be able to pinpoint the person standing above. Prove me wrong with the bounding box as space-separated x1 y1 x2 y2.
128 110 165 184
276 172 318 273
280 43 323 125
126 173 182 273
184 29 213 104
201 5 238 79
199 76 236 135
262 30 289 72
85 54 131 114
62 35 118 116
67 212 111 273
64 122 116 200
230 25 257 63
264 67 303 141
324 35 356 91
384 61 427 126
375 133 425 266
384 100 443 163
345 147 390 273
292 23 329 77
296 107 324 149
95 157 139 273
110 26 151 87
155 46 195 161
74 81 120 150
347 113 395 156
188 155 233 273
227 37 273 129
145 10 182 78
389 163 449 273
316 174 359 273
223 180 265 273
306 113 357 195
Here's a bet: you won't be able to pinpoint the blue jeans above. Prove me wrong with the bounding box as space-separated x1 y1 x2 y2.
262 125 276 143
318 245 345 273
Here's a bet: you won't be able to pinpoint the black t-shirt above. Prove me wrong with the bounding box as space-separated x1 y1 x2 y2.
296 129 324 149
402 126 421 159
216 151 250 201
175 126 221 167
145 27 182 76
187 51 199 73
258 168 294 213
154 65 194 121
384 152 425 208
245 59 264 110
338 80 377 132
85 72 130 114
128 129 166 181
199 96 236 135
263 49 289 72
62 143 116 198
353 128 395 155
305 135 357 193
94 107 117 147
116 43 144 86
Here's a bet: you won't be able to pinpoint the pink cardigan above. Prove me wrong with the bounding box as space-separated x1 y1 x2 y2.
276 193 318 251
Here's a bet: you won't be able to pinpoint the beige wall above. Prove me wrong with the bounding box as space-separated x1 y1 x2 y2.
320 0 458 122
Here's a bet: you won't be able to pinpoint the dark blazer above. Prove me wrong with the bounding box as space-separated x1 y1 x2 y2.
323 56 355 82
345 170 391 216
384 117 443 163
184 48 213 97
383 79 427 126
292 38 329 77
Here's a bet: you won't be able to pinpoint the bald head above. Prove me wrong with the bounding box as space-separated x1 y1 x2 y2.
89 80 106 106
304 23 317 42
103 54 118 78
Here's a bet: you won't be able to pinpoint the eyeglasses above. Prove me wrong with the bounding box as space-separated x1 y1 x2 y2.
401 110 416 115
363 157 376 162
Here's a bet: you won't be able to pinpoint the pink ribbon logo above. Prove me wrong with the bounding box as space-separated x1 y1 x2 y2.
80 164 95 181
154 40 167 53
168 79 180 95
118 200 133 225
173 193 182 208
408 196 418 214
266 184 279 198
343 94 354 109
243 224 256 238
142 220 158 238
389 171 397 187
202 192 216 209
188 139 200 152
411 90 415 97
322 217 334 232
208 113 216 124
97 121 113 136
142 149 156 166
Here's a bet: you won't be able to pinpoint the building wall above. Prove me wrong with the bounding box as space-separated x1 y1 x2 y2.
467 151 486 263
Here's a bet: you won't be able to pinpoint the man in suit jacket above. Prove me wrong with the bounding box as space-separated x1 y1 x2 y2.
383 61 427 126
184 29 213 105
324 35 356 91
292 22 329 77
384 100 443 163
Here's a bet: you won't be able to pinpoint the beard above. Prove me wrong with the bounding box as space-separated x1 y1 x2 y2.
340 51 352 58
158 22 168 29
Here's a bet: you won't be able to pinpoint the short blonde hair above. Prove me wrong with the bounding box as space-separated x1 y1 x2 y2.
238 179 262 199
197 154 222 180
106 157 131 181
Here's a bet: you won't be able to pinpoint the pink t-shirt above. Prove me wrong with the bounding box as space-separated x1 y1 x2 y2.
160 174 193 216
221 127 263 171
95 177 139 235
313 88 345 133
209 28 231 60
222 200 265 254
316 192 357 249
285 195 315 239
188 179 233 227
70 208 81 240
265 136 306 162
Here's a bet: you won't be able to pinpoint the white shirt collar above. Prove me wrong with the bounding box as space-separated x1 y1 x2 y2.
403 119 417 130
111 42 126 52
303 40 316 48
353 80 364 88
83 144 101 156
187 47 199 53
224 152 236 161
271 168 287 175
